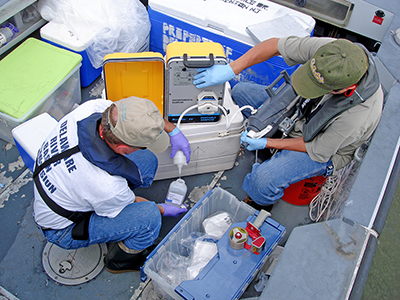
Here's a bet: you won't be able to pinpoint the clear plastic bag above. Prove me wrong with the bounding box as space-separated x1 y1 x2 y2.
180 231 218 251
156 211 233 285
156 251 190 285
202 211 233 239
187 240 218 280
37 0 150 68
157 233 219 284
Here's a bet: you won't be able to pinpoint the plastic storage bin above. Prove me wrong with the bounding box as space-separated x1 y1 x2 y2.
40 21 101 87
141 188 286 299
148 0 315 87
12 113 58 172
0 38 81 144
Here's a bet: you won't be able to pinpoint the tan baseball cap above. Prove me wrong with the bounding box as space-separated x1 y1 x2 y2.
291 39 368 99
108 96 169 153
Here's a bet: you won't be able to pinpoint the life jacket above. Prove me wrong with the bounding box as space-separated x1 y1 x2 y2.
77 113 143 189
302 44 381 142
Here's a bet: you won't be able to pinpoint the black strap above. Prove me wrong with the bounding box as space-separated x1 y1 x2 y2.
33 145 80 178
33 145 92 240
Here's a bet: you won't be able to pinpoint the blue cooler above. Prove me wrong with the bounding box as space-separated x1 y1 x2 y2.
141 188 286 299
40 21 102 88
148 0 315 87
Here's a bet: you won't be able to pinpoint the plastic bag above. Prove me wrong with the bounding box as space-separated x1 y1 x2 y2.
180 231 218 251
38 0 150 68
202 211 233 239
187 240 218 280
156 251 190 285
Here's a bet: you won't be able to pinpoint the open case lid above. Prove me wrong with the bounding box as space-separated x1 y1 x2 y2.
103 52 165 116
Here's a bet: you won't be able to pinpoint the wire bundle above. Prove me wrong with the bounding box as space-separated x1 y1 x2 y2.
309 161 356 222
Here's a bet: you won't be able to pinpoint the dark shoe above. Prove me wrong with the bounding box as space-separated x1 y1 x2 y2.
104 241 157 273
243 196 273 212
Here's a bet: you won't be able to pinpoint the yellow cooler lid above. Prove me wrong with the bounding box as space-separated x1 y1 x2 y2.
103 52 165 116
0 38 82 120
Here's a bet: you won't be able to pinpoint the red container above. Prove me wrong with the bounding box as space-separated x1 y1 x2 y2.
282 176 327 206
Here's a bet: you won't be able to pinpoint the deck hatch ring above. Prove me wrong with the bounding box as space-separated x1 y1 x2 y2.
42 242 107 285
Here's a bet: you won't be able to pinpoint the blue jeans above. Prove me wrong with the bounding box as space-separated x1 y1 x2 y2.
242 150 333 205
232 82 334 205
42 150 161 251
232 82 270 118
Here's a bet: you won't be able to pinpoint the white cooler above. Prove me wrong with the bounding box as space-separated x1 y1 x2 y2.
12 113 58 172
40 21 102 88
154 84 244 180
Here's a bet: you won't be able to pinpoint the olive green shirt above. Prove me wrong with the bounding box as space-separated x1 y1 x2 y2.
277 36 383 171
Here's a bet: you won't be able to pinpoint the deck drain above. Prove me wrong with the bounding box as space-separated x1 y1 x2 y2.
42 242 107 285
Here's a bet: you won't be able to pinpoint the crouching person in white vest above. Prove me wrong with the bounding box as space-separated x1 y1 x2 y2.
33 96 191 273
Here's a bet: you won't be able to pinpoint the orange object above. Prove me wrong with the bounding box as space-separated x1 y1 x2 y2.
282 176 327 206
103 52 165 116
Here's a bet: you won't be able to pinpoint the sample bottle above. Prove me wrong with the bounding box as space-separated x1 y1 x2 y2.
0 23 18 48
173 150 187 177
0 27 13 48
165 178 187 207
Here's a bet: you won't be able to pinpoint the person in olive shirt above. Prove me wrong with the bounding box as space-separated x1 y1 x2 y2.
194 36 383 209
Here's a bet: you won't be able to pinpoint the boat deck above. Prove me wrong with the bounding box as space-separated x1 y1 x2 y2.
1 0 400 299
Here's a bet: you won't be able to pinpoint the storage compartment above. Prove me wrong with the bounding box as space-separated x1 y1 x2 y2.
271 0 354 27
148 0 315 87
40 21 102 87
0 38 82 144
269 0 394 53
0 2 47 56
141 188 286 299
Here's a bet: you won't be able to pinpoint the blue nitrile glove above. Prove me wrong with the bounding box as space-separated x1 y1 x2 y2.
160 203 188 217
240 131 267 151
169 127 191 163
193 64 236 89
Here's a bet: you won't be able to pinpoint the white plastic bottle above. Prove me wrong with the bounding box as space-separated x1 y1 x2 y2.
0 23 18 48
173 150 187 176
0 26 13 48
165 178 187 207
